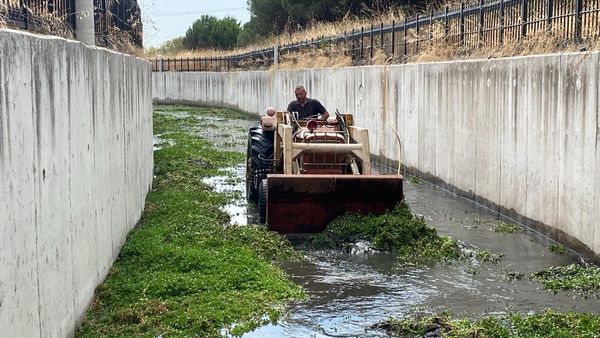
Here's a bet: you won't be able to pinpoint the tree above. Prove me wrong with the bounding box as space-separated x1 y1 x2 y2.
183 15 241 50
243 0 444 39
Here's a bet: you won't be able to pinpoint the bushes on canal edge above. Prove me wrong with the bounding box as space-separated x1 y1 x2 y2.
76 110 303 337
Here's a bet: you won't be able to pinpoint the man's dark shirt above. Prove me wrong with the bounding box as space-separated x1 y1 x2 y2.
287 98 326 119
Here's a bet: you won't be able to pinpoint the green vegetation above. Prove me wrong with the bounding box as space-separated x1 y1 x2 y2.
77 107 302 337
472 249 504 264
503 268 525 281
530 264 600 294
308 202 463 264
183 15 241 50
549 243 567 255
374 310 600 337
408 175 422 184
494 222 522 233
241 0 440 44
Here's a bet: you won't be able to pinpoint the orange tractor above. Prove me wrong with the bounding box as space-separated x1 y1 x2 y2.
246 111 404 233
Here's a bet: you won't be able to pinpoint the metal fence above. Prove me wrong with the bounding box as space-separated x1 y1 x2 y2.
151 0 600 72
0 0 142 47
94 0 142 47
0 0 77 34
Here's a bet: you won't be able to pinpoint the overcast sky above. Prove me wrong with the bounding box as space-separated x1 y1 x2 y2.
139 0 251 48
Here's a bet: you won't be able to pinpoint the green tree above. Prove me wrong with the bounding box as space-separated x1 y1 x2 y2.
243 0 443 40
183 15 241 50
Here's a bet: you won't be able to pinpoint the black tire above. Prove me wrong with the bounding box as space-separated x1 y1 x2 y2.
246 126 274 204
246 129 259 202
258 179 268 224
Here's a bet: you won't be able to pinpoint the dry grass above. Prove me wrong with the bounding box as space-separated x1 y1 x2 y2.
0 3 8 28
149 1 600 69
410 31 588 64
98 26 144 56
147 10 407 60
276 46 352 70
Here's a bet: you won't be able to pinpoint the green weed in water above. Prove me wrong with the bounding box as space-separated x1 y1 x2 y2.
530 264 600 294
549 243 567 255
494 222 522 233
472 249 504 264
77 107 303 337
408 175 422 184
308 202 463 264
374 309 600 337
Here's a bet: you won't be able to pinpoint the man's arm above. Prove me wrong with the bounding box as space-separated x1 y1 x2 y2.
315 100 329 120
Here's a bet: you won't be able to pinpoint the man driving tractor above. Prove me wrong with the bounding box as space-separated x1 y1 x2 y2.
287 85 330 120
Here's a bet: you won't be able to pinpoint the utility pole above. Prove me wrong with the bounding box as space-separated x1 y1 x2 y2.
75 0 95 45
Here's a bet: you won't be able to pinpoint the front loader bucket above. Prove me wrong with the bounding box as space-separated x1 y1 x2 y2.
265 174 404 234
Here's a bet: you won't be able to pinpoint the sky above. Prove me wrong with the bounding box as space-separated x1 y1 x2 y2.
139 0 251 48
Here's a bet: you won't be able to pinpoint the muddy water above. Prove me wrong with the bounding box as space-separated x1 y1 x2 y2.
159 109 600 337
241 174 600 338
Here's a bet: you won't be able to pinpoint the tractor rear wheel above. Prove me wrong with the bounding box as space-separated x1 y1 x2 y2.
246 126 274 203
246 130 258 202
258 179 268 223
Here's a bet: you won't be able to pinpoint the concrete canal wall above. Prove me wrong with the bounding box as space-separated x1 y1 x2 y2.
153 52 600 258
0 29 153 337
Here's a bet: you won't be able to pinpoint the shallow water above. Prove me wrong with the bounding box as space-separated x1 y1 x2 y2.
157 108 600 338
242 175 599 338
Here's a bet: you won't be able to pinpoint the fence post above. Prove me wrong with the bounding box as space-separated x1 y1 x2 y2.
415 14 420 52
429 10 433 43
460 1 465 45
351 28 355 60
274 43 279 67
360 26 364 61
74 0 95 44
546 0 553 31
479 0 484 46
403 18 407 57
379 22 384 53
160 58 164 72
369 23 374 59
520 0 528 39
499 0 505 45
444 5 449 40
575 0 583 42
391 20 396 56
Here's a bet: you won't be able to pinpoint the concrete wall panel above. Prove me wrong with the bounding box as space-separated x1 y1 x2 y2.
0 29 153 337
152 51 600 255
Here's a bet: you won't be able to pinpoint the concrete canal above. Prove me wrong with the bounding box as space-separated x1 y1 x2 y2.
157 106 600 337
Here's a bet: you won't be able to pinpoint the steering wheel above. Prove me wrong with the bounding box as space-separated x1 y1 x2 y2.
300 114 321 120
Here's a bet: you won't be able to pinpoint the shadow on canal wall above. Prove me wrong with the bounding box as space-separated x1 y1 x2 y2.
153 51 600 261
0 29 153 337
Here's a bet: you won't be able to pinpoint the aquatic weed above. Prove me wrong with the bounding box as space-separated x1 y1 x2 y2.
494 222 522 233
530 264 600 294
308 202 463 264
374 310 600 337
548 243 567 255
473 249 504 264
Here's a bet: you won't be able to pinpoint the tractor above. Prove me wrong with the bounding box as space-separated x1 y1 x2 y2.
246 110 404 233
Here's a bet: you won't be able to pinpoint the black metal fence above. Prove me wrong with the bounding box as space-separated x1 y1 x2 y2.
0 0 77 34
94 0 142 47
0 0 142 47
151 0 600 72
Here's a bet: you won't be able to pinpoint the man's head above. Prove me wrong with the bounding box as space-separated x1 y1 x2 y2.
266 107 276 116
294 85 307 103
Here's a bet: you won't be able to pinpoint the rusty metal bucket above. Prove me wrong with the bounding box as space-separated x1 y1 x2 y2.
265 174 404 233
